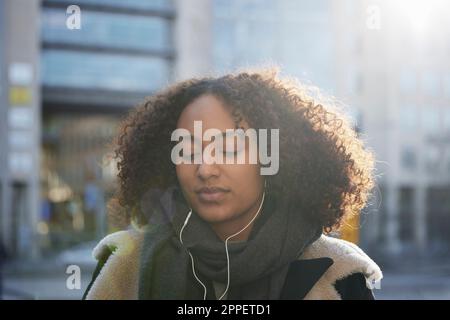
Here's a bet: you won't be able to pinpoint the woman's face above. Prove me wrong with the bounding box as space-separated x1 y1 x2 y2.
175 94 264 239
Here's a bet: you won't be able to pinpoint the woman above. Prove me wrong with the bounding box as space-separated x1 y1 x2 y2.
83 69 382 300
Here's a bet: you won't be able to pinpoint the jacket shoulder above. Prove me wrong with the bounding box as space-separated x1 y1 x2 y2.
84 229 144 300
299 235 382 299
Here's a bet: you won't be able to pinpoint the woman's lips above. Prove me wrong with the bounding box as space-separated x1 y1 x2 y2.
196 187 230 203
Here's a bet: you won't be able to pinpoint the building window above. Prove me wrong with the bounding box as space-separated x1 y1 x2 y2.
401 146 417 170
41 50 170 91
42 114 121 245
424 145 441 174
41 1 174 94
46 0 173 10
42 9 172 52
422 106 440 134
427 186 450 250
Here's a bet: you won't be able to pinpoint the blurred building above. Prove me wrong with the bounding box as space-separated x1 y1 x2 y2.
0 0 212 259
212 0 336 93
332 0 450 257
0 0 41 260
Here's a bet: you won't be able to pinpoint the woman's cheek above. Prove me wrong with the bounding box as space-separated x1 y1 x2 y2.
229 165 261 198
176 165 194 196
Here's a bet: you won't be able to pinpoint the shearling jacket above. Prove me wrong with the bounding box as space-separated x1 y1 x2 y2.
83 229 382 300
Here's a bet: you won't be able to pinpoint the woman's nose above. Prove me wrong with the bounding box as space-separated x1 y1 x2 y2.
196 153 220 180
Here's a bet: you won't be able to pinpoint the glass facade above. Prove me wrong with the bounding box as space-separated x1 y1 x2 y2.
42 50 170 91
41 1 173 92
40 0 174 248
401 146 417 171
41 114 119 250
212 0 334 94
50 0 173 10
42 8 172 51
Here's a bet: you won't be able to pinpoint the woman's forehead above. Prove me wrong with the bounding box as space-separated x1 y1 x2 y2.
177 94 248 131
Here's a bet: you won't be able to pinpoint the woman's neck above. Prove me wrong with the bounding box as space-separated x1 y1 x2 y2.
210 192 264 242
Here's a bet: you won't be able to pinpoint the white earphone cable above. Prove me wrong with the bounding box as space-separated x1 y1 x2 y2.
179 181 266 300
218 188 265 300
179 209 208 300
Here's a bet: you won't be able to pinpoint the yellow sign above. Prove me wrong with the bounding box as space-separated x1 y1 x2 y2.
9 86 32 106
340 212 360 244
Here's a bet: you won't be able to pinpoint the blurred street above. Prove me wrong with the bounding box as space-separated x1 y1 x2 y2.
2 242 96 300
376 263 450 299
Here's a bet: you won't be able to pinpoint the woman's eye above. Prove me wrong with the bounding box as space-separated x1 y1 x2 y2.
181 141 201 158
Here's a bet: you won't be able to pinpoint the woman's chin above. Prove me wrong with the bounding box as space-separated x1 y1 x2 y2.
196 207 235 224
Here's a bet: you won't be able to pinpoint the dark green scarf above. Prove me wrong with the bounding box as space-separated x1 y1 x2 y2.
138 186 322 300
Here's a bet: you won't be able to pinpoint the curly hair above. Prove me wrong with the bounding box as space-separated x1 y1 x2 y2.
110 69 375 232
